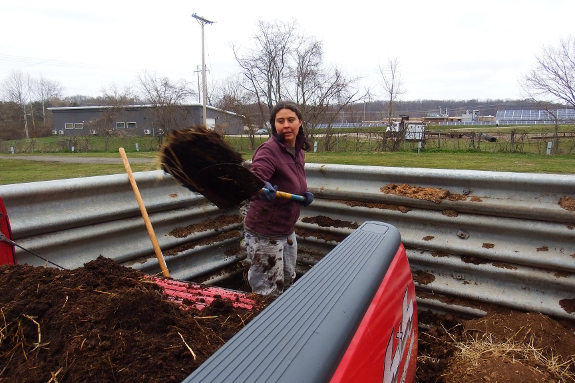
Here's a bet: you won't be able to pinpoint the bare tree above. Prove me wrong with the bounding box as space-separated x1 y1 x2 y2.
84 85 138 151
378 58 405 126
521 36 575 108
297 67 361 151
0 101 23 140
31 75 63 120
211 75 261 146
232 21 361 152
233 20 297 125
100 84 140 106
521 36 575 153
136 72 194 143
2 71 31 138
288 35 361 148
291 35 322 107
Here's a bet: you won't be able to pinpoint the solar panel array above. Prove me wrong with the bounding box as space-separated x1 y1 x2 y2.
309 109 575 128
496 109 575 122
313 122 386 128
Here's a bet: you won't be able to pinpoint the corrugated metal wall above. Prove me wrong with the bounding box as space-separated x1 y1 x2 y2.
1 164 574 321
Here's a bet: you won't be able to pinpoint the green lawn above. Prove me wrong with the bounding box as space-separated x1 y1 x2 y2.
0 159 155 185
1 130 573 186
306 151 573 173
1 149 572 186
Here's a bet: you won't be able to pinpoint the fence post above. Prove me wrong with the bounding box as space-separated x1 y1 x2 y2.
438 132 441 148
510 130 515 153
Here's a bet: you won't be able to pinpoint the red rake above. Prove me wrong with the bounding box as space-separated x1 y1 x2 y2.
149 276 255 310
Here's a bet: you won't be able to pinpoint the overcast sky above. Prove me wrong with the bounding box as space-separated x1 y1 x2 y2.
1 0 574 102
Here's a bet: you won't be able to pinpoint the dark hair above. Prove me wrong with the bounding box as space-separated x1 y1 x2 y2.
269 101 310 151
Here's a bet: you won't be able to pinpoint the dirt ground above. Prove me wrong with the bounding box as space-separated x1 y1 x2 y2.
1 257 574 383
418 310 575 383
0 257 271 383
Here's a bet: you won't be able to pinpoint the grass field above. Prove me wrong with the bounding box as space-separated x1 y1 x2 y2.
0 158 155 185
1 149 573 186
0 128 573 185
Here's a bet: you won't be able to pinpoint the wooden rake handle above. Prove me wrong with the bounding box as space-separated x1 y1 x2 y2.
119 148 170 278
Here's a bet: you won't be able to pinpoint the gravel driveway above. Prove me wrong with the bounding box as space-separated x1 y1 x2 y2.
0 155 154 164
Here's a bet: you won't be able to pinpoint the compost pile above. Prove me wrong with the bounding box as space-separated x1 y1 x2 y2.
418 309 575 382
1 256 575 383
0 257 269 383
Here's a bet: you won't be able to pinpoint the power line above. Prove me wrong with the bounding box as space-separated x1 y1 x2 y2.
0 53 139 74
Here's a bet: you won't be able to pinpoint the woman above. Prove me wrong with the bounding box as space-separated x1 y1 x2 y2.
243 101 314 296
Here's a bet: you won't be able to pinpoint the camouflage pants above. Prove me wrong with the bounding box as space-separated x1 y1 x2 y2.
244 231 297 296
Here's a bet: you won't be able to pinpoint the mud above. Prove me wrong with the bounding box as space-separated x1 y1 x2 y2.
169 214 243 238
560 196 575 211
381 183 450 204
295 228 347 243
164 230 241 256
442 209 459 217
301 215 359 229
337 199 411 213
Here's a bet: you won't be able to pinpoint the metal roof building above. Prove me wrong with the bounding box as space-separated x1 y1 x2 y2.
48 104 244 136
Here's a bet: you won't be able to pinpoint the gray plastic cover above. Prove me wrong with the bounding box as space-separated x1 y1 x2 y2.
182 221 401 383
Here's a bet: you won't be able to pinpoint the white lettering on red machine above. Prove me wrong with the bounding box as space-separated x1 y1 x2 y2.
383 286 415 383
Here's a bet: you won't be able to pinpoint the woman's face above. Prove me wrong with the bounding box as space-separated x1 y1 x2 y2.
274 108 301 147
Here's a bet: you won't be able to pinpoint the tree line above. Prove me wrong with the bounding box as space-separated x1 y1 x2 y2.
2 22 574 150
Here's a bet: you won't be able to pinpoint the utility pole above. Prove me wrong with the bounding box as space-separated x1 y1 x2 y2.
193 65 201 103
192 13 214 128
193 64 210 104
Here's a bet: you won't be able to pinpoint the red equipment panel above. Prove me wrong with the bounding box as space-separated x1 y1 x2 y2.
0 196 16 265
330 245 417 383
183 221 417 383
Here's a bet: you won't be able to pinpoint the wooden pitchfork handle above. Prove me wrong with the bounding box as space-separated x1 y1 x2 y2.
119 148 170 278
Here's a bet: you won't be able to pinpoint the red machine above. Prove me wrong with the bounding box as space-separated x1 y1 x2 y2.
0 196 16 266
184 221 417 383
330 244 417 383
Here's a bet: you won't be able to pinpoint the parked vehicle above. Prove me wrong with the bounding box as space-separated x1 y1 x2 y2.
255 128 269 135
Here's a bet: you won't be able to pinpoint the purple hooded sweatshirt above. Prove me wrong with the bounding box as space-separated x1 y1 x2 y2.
244 133 308 237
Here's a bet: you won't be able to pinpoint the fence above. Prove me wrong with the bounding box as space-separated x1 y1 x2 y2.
2 129 575 155
298 130 575 155
1 164 574 321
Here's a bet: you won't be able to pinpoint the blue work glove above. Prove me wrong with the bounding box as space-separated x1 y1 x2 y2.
260 181 277 200
302 191 314 207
